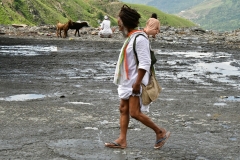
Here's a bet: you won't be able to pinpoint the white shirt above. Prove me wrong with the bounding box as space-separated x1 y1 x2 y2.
99 20 112 35
121 32 151 87
117 32 151 112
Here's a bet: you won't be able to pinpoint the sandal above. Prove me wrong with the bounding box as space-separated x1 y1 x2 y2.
105 141 126 149
154 131 171 149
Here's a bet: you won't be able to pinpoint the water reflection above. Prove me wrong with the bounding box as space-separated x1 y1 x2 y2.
221 96 240 102
0 94 45 101
156 50 240 87
0 45 57 56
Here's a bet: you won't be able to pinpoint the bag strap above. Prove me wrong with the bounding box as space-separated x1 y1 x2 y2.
133 34 148 65
133 34 155 74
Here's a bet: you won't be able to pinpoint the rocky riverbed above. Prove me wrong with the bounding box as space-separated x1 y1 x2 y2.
0 25 240 160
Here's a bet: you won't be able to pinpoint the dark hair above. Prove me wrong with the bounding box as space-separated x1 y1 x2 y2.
151 13 157 19
118 4 141 29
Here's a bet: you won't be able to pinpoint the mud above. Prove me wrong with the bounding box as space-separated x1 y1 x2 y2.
0 34 239 160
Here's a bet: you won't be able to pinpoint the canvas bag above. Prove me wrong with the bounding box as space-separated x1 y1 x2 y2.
133 34 162 105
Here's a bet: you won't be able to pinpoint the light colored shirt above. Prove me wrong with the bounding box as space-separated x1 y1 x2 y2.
99 19 112 35
116 31 151 112
144 18 160 36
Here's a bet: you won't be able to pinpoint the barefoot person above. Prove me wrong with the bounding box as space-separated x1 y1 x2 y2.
104 4 170 149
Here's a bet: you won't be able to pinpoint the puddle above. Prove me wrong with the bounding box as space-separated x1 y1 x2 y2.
213 103 227 106
157 51 214 58
213 96 240 106
195 62 239 76
84 127 98 130
67 102 93 105
156 50 240 87
0 94 45 101
220 96 240 102
229 137 237 141
57 46 118 54
0 45 57 56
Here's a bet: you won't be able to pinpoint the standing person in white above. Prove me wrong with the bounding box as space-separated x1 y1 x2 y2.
98 15 113 38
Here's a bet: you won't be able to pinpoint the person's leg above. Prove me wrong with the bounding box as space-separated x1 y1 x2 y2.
118 99 129 145
129 96 167 142
105 99 129 148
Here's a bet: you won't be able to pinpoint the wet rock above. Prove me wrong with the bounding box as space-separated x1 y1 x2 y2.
0 24 239 49
230 61 240 67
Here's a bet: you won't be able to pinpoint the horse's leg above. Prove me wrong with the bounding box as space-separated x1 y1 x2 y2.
63 30 65 38
74 30 77 36
57 28 60 37
59 29 62 38
77 29 80 37
64 29 68 38
65 29 68 38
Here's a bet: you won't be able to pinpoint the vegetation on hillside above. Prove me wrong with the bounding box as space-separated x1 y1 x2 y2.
121 0 205 13
0 0 196 28
123 4 196 28
121 0 240 31
196 0 240 31
177 0 240 31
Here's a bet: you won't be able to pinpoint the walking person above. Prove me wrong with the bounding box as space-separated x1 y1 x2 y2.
144 13 160 38
104 4 170 149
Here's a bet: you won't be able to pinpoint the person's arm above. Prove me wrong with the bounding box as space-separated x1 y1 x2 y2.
132 69 146 94
132 36 151 94
100 21 104 30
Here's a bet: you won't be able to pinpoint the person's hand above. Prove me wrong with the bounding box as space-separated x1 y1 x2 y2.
132 83 141 94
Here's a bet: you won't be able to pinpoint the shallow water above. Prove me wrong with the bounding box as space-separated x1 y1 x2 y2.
0 45 57 56
0 45 239 102
156 50 240 88
0 94 45 101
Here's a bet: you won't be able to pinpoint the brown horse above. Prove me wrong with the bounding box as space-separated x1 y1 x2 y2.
56 20 73 38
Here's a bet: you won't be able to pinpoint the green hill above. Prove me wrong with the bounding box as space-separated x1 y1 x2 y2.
121 0 240 31
196 0 240 31
0 0 196 28
177 0 240 31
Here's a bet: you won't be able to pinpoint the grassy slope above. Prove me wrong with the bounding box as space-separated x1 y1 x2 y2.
147 0 205 14
177 0 240 31
198 0 240 31
126 4 196 28
119 0 151 5
178 0 223 19
0 0 196 28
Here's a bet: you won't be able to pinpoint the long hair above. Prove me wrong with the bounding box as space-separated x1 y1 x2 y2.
118 4 141 29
